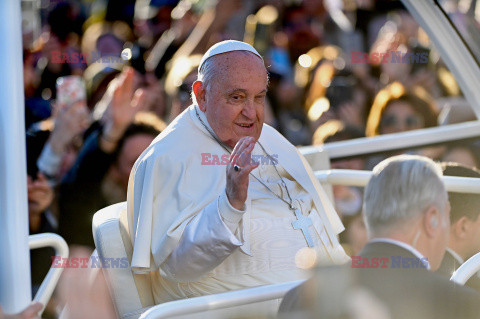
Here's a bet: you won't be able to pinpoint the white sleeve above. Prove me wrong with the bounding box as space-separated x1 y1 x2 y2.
218 190 246 233
161 190 246 282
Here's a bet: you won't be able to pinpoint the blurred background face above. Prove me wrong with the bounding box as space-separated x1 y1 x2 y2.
202 52 268 148
115 133 155 190
379 100 424 134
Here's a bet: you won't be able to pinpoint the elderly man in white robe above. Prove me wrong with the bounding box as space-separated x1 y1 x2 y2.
126 40 349 303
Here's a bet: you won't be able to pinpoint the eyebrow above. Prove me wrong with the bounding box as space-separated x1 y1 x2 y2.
226 88 268 95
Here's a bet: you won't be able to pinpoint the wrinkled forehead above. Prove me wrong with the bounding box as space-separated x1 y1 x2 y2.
213 51 268 78
212 50 265 69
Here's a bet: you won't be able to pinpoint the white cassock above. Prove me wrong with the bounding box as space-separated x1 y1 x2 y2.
126 104 350 303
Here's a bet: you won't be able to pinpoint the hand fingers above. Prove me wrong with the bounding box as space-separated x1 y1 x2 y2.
230 137 256 165
70 103 91 130
131 88 148 111
20 301 43 318
29 184 52 195
34 173 53 186
239 160 259 175
60 99 87 116
36 172 47 182
112 67 134 105
122 67 135 101
112 78 123 108
231 137 250 156
53 102 66 116
68 100 88 112
236 141 255 167
28 189 53 204
30 174 53 192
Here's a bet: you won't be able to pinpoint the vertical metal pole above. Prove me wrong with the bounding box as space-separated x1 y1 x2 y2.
0 0 32 313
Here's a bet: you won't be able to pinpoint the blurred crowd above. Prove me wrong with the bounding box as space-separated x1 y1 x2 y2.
19 0 480 317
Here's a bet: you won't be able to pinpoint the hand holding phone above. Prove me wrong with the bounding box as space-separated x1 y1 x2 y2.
56 75 86 106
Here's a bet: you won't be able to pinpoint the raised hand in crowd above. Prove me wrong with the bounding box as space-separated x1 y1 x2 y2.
48 101 90 156
36 100 90 183
100 67 148 153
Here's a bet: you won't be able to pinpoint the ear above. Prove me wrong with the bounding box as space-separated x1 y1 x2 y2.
452 216 470 240
192 81 207 111
424 205 441 238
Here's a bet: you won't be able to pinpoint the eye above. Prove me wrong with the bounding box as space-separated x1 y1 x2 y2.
229 93 245 102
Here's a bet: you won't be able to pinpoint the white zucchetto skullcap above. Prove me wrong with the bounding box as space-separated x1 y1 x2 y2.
198 40 263 72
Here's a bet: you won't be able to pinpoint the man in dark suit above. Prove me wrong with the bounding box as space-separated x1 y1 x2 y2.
436 163 480 291
279 155 480 319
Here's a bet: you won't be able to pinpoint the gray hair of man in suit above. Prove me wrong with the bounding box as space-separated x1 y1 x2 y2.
363 154 451 270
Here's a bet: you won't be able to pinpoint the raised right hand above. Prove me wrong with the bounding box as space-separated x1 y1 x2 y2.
225 137 259 210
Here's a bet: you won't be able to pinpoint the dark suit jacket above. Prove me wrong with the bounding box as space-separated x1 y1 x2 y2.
437 249 480 292
279 242 480 319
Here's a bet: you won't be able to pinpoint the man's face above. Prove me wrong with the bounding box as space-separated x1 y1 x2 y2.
197 51 268 148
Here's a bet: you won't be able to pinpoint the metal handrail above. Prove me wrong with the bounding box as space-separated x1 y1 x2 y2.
299 121 480 160
450 252 480 285
315 169 480 194
139 280 304 319
29 233 69 315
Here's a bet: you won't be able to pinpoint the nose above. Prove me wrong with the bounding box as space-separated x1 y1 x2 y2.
241 98 256 120
397 119 410 132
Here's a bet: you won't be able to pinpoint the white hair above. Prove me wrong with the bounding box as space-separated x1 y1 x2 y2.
363 155 447 237
191 55 218 104
191 51 267 105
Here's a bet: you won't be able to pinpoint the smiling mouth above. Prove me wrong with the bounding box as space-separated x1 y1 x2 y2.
237 123 254 128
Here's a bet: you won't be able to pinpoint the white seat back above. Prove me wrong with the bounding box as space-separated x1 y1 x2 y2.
92 202 155 319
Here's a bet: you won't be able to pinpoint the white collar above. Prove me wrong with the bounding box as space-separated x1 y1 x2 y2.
193 104 228 147
194 104 214 133
446 247 464 264
369 237 430 270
